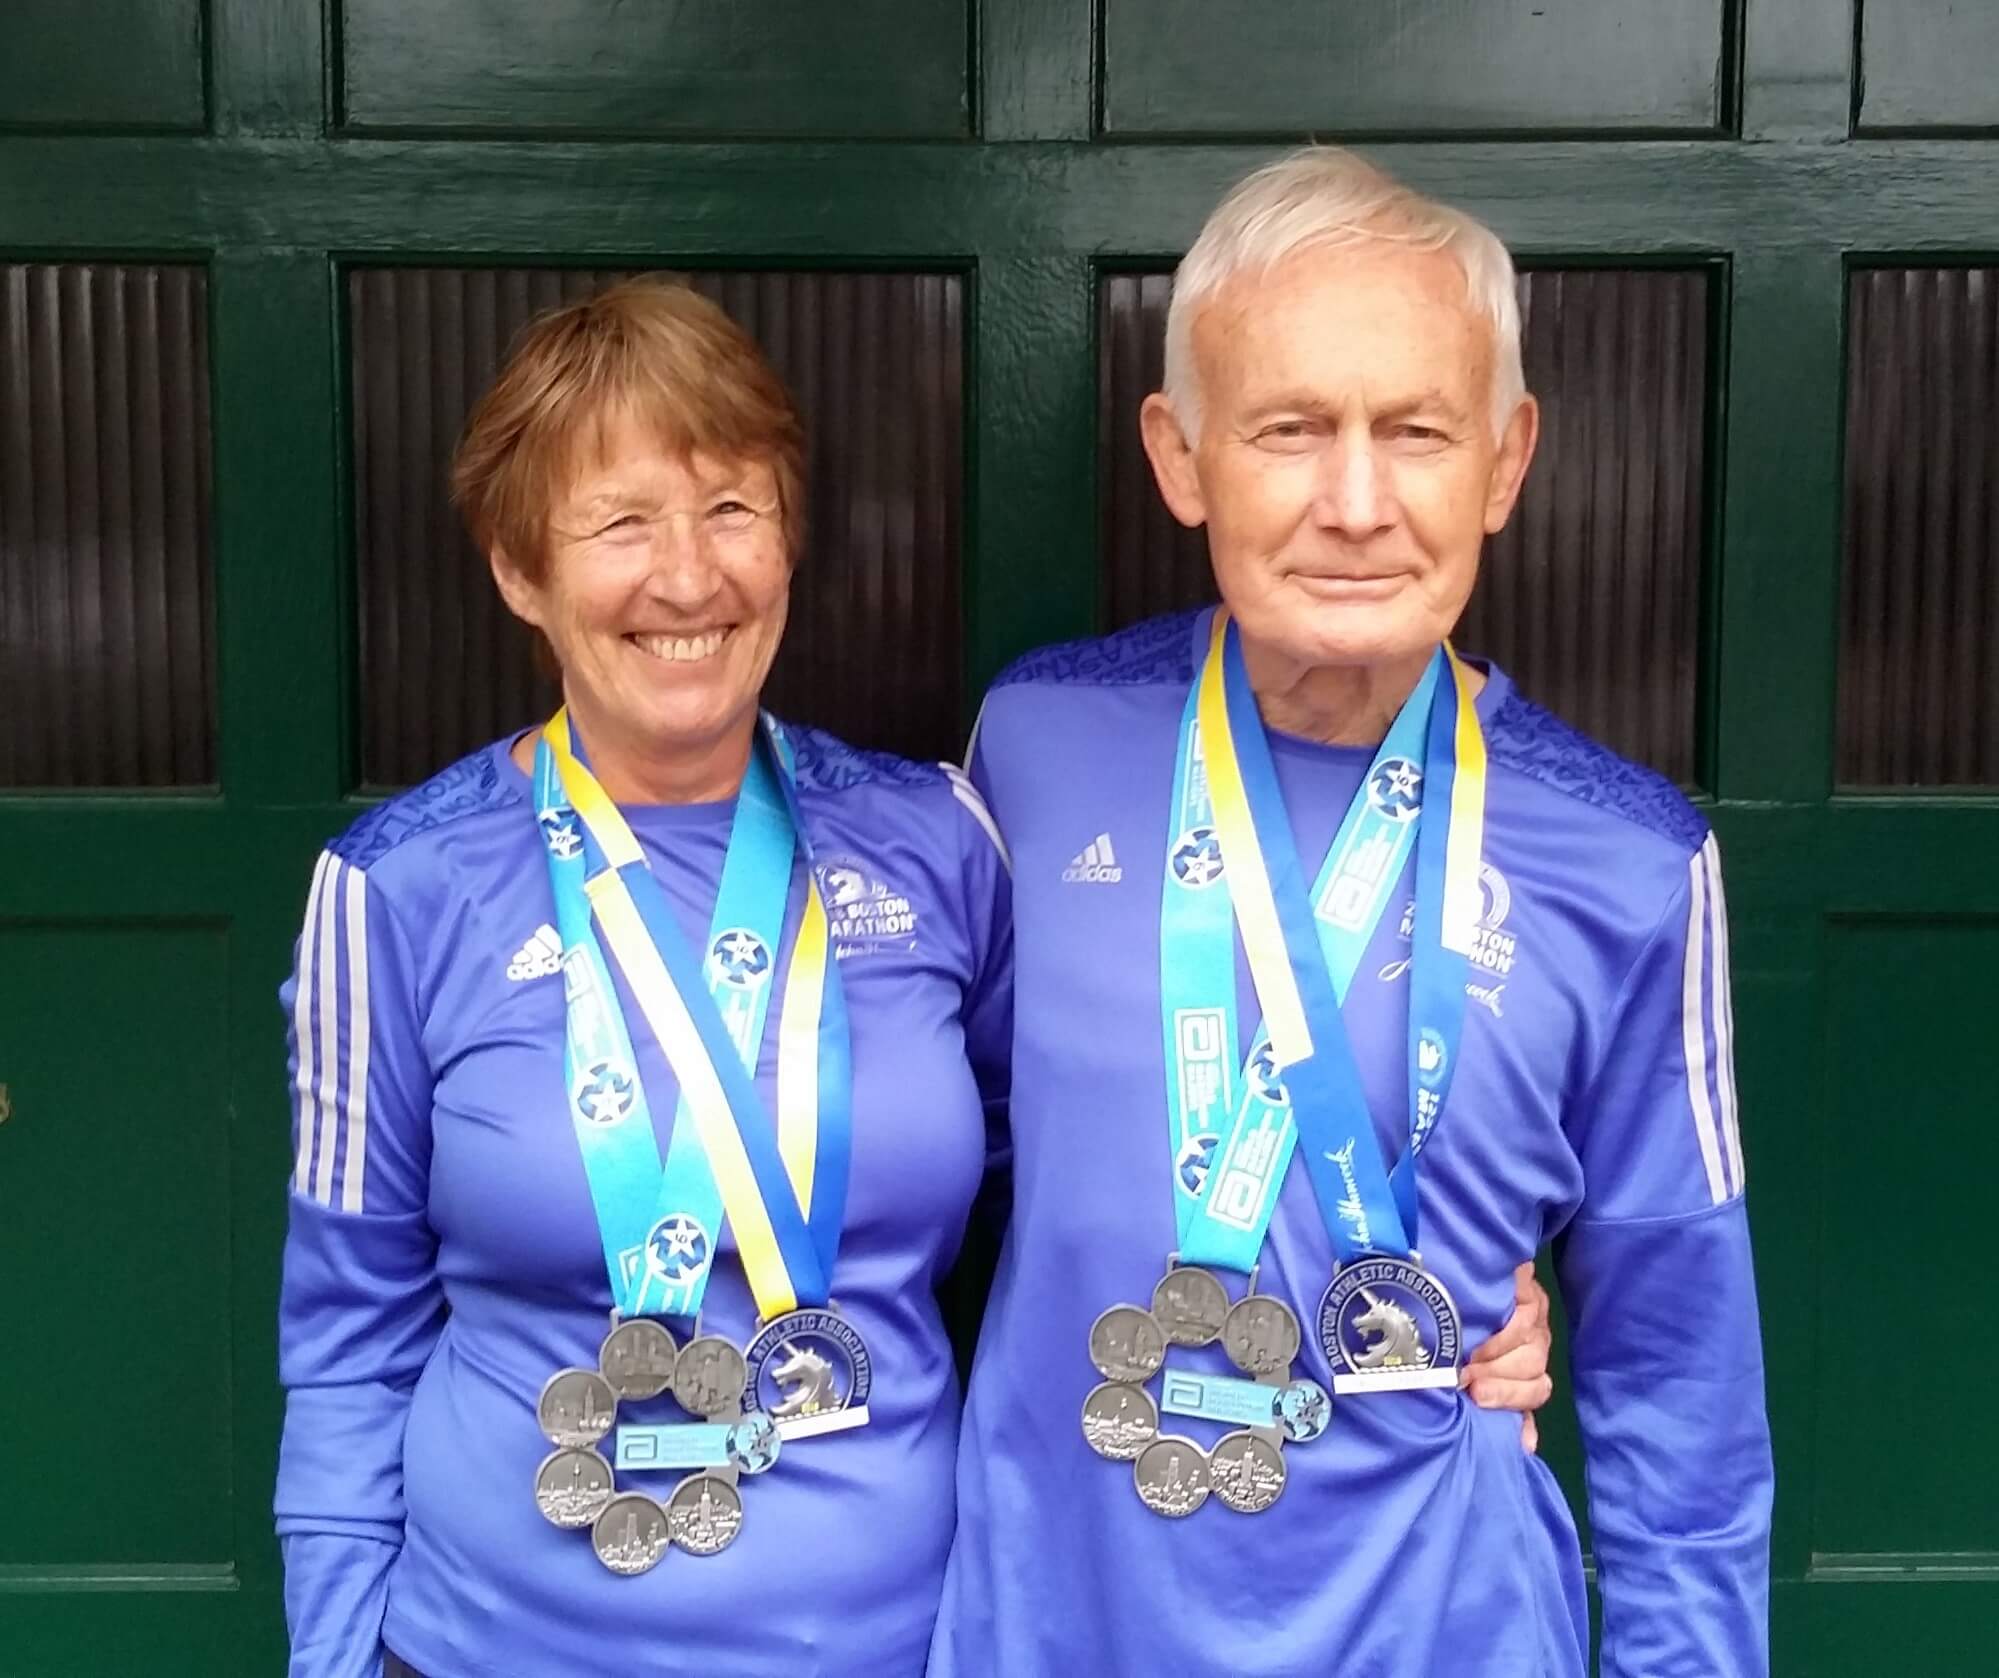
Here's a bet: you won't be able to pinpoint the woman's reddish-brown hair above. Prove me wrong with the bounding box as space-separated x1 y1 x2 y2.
451 276 806 576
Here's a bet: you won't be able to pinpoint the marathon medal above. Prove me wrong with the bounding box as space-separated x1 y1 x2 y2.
1318 1253 1463 1393
533 711 861 1568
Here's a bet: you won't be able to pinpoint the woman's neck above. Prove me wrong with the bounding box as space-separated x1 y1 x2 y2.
514 710 756 805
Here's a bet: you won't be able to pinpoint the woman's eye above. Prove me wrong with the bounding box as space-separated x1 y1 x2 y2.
600 514 646 535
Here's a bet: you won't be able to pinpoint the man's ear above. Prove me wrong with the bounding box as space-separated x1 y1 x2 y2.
1139 393 1208 530
1482 394 1540 536
488 543 545 629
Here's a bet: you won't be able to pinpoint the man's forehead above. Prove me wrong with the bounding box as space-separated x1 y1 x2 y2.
1192 243 1494 392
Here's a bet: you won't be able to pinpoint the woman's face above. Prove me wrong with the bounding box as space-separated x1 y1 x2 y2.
493 410 793 788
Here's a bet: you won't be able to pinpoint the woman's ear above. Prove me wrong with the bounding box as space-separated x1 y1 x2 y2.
488 543 545 629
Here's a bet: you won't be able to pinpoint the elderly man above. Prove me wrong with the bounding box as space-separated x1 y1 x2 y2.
932 150 1771 1677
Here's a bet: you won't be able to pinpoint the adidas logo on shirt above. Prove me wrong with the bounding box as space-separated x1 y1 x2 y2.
506 923 564 982
1062 833 1124 884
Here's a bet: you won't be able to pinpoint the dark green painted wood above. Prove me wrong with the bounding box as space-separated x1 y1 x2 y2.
0 925 233 1561
1712 248 1846 803
1858 0 1999 133
1739 0 1855 139
964 256 1099 703
1100 0 1729 136
211 252 350 801
0 0 206 133
210 0 326 138
1816 918 1999 1554
978 0 1094 140
336 0 970 138
8 139 1999 257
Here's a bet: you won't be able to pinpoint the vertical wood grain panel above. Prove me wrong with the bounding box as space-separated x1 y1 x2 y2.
0 262 215 787
1840 268 1999 787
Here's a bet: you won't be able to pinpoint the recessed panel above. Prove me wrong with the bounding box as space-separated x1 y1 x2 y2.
1101 0 1727 136
1099 269 1710 783
1815 918 1999 1555
0 264 216 787
0 923 232 1563
1840 269 1999 787
0 0 204 131
338 0 968 136
349 268 964 782
1858 2 1999 131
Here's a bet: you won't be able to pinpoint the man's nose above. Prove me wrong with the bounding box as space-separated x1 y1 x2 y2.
1313 435 1397 537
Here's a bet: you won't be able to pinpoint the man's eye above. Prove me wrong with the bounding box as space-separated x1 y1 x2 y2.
1257 421 1312 443
600 514 646 535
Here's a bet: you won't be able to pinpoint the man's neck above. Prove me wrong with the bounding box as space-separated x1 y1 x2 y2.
1240 638 1471 748
517 705 756 805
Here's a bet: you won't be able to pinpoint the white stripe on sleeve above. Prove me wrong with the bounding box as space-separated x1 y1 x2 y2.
339 860 372 1214
1682 847 1730 1205
943 763 1012 872
292 851 332 1194
1705 836 1746 1195
311 856 346 1207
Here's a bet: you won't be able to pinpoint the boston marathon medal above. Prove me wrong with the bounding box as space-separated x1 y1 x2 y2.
745 1308 873 1431
1318 1254 1463 1394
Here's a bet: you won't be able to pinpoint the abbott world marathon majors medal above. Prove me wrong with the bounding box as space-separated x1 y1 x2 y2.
537 1314 777 1574
529 711 864 1573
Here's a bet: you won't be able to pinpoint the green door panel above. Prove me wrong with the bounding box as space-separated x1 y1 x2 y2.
0 1589 287 1678
1858 1 1999 132
0 924 233 1563
1815 919 1999 1557
1099 0 1728 136
0 0 205 132
336 0 971 137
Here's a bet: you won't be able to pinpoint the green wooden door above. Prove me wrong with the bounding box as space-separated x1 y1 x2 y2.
2 1 1994 1671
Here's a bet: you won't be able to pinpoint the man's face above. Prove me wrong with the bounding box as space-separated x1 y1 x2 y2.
1142 242 1537 676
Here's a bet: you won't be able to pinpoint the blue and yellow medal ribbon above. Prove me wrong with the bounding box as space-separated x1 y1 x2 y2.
541 709 851 1322
1181 610 1486 1263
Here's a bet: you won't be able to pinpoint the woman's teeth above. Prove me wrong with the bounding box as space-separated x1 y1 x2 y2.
632 630 728 663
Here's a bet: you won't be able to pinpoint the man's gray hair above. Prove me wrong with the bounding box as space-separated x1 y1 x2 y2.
1162 147 1526 443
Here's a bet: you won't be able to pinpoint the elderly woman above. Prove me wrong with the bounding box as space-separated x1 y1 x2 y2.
276 277 1550 1678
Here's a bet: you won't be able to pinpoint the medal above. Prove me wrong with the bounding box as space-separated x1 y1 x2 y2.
530 712 867 1568
533 1447 615 1528
672 1335 750 1419
1150 1263 1230 1347
666 1472 744 1556
1088 1304 1167 1383
1208 1429 1287 1514
1133 1435 1211 1518
592 1493 672 1575
745 1307 873 1431
536 1316 769 1567
537 1369 617 1449
1080 1380 1161 1461
1221 1292 1300 1378
1318 1254 1464 1393
1082 1271 1315 1515
600 1317 678 1400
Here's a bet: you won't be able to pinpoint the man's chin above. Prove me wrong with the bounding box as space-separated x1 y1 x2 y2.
1243 608 1435 673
